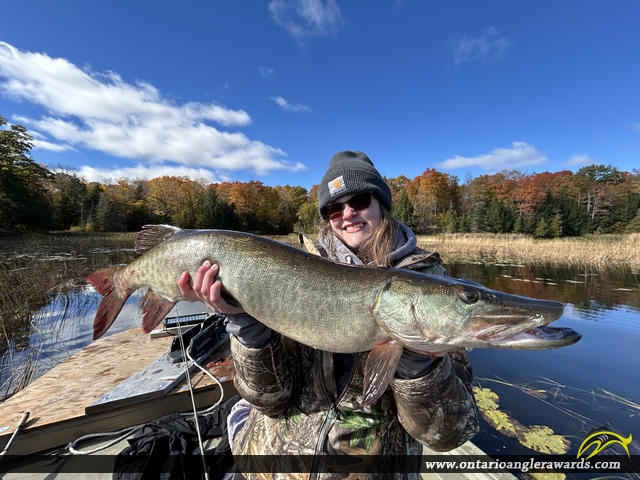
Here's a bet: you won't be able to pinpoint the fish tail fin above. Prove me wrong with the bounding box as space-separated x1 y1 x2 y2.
362 340 404 407
141 289 176 333
87 267 130 340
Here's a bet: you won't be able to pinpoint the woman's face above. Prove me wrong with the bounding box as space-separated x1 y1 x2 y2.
328 193 382 250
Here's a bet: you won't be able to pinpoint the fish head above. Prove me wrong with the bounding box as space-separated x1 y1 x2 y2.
372 272 581 355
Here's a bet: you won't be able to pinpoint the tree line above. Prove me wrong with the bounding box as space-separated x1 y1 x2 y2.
2 115 640 236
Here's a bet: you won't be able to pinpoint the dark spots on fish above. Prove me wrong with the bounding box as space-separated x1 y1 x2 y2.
459 288 480 304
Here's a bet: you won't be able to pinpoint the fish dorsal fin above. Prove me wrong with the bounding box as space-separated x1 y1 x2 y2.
135 225 182 254
298 232 328 258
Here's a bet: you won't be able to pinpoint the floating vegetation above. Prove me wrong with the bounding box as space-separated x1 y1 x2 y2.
521 473 566 480
521 425 571 454
475 375 640 464
590 389 640 418
473 385 571 455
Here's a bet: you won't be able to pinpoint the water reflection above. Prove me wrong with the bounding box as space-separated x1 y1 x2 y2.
0 286 208 400
445 262 640 465
446 262 640 314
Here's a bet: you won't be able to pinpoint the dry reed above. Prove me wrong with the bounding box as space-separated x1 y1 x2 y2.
0 232 137 399
415 233 640 273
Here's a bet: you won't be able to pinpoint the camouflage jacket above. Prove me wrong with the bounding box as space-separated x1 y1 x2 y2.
229 234 479 480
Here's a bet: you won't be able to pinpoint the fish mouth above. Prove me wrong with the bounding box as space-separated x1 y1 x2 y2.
471 300 580 349
474 322 581 349
492 325 581 349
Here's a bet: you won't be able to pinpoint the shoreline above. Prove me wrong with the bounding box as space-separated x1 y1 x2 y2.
414 233 640 273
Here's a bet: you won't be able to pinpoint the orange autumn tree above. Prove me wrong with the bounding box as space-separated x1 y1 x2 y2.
216 180 283 233
406 169 460 233
146 176 206 228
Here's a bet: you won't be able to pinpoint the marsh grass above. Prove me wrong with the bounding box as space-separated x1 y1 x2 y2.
270 232 640 273
415 233 640 273
0 232 137 399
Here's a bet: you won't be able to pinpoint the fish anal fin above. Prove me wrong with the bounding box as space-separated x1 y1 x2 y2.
87 267 128 340
141 289 176 333
362 340 404 407
135 225 182 254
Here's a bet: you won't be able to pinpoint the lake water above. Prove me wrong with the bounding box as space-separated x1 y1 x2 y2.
446 262 640 463
1 261 639 466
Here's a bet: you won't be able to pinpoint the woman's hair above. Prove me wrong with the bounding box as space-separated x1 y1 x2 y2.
318 201 400 267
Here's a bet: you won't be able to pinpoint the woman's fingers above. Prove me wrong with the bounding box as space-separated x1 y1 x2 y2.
177 271 198 301
177 261 245 314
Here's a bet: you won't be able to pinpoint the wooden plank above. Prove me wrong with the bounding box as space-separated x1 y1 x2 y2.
0 327 235 456
86 330 230 414
85 353 196 414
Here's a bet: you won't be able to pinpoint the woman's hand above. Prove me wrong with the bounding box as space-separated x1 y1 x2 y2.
177 260 246 315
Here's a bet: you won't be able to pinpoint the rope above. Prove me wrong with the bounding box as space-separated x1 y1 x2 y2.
64 316 226 478
66 425 143 455
175 316 209 480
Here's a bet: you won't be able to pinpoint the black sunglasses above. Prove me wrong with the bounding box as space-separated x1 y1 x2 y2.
320 192 373 220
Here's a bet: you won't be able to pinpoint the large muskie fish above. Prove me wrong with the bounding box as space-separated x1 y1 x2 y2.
87 225 581 405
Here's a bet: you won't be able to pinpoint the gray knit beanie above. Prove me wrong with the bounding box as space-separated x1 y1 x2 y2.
317 150 393 216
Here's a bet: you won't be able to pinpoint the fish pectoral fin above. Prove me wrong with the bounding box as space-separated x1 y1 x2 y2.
141 289 176 333
362 340 404 407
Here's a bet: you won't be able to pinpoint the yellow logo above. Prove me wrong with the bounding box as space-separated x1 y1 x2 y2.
577 428 633 459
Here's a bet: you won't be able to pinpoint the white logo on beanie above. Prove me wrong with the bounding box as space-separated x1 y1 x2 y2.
328 176 347 197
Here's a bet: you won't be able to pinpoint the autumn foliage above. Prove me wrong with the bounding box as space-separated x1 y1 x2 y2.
2 116 640 236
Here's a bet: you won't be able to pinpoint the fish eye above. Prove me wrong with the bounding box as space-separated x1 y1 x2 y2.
459 288 480 304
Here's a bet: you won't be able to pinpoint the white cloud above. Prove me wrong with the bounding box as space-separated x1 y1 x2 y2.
633 123 640 133
270 96 312 113
450 27 510 66
0 42 305 178
258 66 274 78
268 0 344 45
566 154 596 167
77 164 229 184
437 142 547 171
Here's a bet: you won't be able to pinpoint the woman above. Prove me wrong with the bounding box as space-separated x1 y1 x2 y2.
178 151 479 479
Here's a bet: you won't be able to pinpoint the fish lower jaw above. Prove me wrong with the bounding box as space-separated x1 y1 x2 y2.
475 325 582 349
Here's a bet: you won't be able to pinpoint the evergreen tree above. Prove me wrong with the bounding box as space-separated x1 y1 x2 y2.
625 209 640 233
513 215 523 234
469 198 488 232
457 213 471 233
484 198 515 233
548 214 563 237
92 193 121 231
0 116 53 229
51 171 87 229
127 182 156 231
603 193 640 232
442 206 457 233
556 189 591 236
392 191 415 228
199 188 240 230
534 218 549 238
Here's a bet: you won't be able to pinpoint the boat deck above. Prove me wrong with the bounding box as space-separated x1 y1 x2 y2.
0 327 514 479
0 327 234 457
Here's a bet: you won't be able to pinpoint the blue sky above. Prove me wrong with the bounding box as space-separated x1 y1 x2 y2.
1 1 639 191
